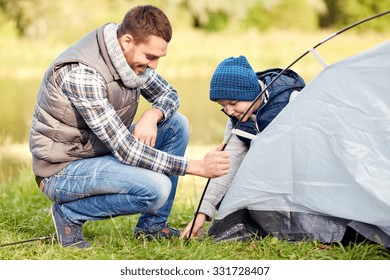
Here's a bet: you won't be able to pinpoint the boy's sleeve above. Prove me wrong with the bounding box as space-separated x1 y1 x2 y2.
198 119 248 220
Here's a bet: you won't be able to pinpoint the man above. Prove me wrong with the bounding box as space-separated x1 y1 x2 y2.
29 5 229 248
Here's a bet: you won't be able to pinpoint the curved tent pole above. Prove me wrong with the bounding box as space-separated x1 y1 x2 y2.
187 10 390 239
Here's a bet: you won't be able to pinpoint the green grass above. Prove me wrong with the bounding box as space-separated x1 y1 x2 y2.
1 168 389 260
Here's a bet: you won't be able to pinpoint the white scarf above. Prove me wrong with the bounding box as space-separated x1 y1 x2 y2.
103 23 150 88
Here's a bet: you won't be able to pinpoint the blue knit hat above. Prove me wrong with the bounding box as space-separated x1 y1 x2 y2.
210 55 260 101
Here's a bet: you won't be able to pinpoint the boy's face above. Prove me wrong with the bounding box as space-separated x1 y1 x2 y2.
217 99 261 122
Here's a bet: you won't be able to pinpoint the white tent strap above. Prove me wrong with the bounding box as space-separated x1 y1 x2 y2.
289 90 300 102
258 79 270 104
231 128 257 140
309 47 328 68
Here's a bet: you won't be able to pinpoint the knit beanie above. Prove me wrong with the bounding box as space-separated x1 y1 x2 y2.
210 55 260 101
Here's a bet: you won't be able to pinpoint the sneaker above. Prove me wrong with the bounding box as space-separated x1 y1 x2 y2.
135 223 180 240
51 205 91 249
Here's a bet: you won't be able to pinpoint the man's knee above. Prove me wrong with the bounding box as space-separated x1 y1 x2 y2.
149 175 171 211
171 112 190 140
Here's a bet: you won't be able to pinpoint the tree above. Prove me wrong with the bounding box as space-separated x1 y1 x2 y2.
0 0 51 38
244 0 321 32
1 0 388 39
183 0 257 31
320 0 390 31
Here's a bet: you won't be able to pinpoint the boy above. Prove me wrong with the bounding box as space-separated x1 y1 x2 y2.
181 56 305 238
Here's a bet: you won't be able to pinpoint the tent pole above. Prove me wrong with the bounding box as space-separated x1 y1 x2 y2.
0 235 55 248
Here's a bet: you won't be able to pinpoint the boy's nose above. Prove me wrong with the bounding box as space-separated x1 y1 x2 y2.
225 107 234 116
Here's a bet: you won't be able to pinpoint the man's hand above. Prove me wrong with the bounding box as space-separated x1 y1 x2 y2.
186 143 230 178
180 213 207 239
132 108 163 147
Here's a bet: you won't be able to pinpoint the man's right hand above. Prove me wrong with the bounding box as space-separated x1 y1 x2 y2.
186 143 230 178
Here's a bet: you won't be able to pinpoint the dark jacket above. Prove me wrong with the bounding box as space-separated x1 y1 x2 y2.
230 68 305 146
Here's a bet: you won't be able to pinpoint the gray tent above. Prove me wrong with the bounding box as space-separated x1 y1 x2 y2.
208 40 390 247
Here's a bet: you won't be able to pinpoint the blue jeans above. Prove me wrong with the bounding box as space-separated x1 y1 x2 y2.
41 113 189 233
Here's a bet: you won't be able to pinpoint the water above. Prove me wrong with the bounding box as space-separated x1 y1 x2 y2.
0 77 227 180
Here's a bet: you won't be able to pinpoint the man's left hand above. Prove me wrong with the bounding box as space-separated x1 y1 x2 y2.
132 108 163 147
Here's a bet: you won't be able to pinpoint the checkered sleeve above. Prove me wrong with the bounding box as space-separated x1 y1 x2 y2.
140 69 180 121
55 63 188 176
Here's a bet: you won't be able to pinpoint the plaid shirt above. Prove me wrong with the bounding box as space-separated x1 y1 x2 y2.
55 63 188 176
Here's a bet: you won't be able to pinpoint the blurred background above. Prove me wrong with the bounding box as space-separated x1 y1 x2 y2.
0 0 389 180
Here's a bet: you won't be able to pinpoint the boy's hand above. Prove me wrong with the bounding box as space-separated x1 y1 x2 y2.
180 213 207 239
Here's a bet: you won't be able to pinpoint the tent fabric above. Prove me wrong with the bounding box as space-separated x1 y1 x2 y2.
208 40 390 247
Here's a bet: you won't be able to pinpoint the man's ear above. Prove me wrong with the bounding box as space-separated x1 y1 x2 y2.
119 34 134 51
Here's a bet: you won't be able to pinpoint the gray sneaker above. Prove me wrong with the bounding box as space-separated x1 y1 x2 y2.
51 205 90 249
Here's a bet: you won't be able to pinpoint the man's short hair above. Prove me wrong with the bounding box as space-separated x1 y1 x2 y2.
118 5 172 44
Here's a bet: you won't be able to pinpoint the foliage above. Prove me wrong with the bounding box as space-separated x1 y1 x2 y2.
0 0 133 41
0 0 389 40
1 168 390 260
182 0 255 31
320 0 390 31
244 0 320 32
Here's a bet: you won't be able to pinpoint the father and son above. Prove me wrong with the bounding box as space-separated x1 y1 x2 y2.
29 5 304 248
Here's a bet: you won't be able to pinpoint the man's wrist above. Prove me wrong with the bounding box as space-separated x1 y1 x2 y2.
145 107 164 123
186 159 202 176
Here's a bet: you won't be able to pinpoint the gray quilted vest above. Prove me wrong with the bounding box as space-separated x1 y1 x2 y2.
29 24 140 177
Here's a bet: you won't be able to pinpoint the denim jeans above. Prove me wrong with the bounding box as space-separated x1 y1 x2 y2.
41 112 189 233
